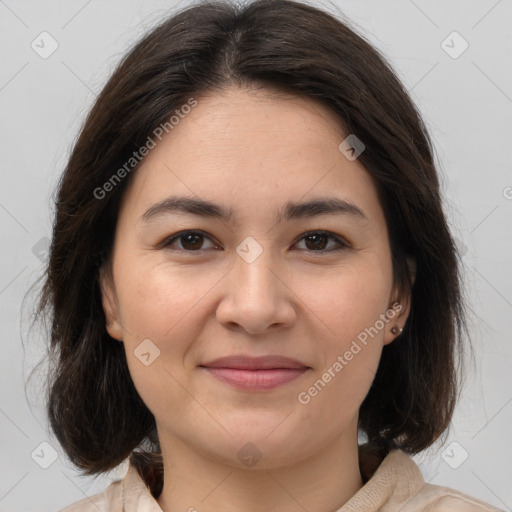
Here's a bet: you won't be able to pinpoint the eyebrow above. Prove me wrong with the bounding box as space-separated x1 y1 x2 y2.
139 195 368 225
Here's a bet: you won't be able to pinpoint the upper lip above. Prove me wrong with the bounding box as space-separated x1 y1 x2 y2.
200 355 310 370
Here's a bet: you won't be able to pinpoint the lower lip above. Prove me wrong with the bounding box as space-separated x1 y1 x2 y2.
201 367 309 391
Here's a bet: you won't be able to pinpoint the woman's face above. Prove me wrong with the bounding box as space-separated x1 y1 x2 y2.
100 86 410 469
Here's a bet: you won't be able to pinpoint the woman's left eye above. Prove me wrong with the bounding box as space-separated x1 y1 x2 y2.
294 231 350 252
161 230 350 253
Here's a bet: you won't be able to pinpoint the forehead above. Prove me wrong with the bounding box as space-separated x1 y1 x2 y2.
117 86 384 229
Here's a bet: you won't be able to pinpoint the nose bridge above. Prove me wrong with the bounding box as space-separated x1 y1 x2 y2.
215 235 295 333
233 235 279 297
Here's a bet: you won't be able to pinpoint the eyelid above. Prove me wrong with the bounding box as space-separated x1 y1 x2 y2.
159 229 220 251
293 230 351 250
160 229 351 253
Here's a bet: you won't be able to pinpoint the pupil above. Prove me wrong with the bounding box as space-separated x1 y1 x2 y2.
307 234 326 250
183 234 202 250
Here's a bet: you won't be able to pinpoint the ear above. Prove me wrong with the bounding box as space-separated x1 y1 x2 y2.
383 257 416 346
99 264 123 341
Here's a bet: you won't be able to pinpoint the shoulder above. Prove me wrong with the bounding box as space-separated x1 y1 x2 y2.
403 482 505 512
58 478 124 512
57 459 162 512
353 447 504 512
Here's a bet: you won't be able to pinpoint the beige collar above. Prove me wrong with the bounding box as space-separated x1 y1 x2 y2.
118 448 425 512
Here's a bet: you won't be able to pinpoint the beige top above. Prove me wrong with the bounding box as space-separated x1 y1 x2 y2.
59 449 504 512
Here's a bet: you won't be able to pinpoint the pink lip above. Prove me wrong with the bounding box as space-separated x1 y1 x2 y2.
199 355 310 391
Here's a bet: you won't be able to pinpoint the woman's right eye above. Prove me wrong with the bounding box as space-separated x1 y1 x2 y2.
162 230 219 252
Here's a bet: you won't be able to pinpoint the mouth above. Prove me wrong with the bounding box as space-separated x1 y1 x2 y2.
198 355 311 391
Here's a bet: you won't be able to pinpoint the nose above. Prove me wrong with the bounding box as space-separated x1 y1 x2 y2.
215 246 296 335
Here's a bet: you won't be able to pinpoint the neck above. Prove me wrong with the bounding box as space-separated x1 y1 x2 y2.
156 427 363 512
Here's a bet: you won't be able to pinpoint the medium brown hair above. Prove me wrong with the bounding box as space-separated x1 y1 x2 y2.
34 0 467 495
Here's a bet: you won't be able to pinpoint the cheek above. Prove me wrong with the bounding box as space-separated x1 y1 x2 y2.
113 261 219 416
304 258 393 344
115 260 219 342
296 273 390 422
296 258 392 405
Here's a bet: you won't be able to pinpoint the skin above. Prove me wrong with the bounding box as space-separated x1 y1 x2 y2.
100 85 414 512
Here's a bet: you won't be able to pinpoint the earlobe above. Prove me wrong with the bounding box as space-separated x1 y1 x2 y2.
383 298 410 346
384 258 415 345
99 265 123 342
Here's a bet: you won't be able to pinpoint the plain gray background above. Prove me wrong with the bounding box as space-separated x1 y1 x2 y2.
0 0 511 511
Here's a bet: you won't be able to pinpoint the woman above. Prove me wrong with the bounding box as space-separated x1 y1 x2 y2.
36 0 503 510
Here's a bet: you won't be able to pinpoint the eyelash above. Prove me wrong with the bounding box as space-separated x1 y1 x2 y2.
160 229 351 254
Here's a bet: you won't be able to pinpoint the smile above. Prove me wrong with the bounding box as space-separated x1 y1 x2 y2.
199 355 311 391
